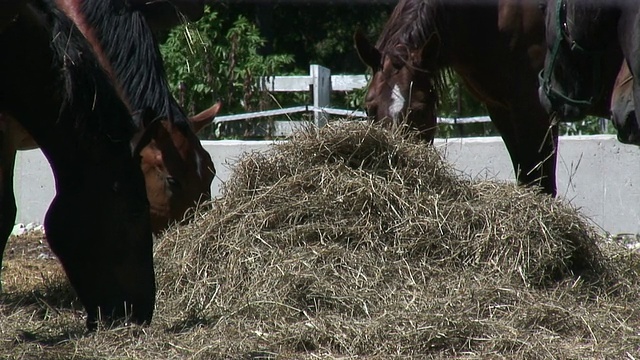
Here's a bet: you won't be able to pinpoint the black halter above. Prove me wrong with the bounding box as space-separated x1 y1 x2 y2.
538 0 603 109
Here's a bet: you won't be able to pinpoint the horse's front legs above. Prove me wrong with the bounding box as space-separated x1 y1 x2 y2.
487 104 558 196
0 125 18 293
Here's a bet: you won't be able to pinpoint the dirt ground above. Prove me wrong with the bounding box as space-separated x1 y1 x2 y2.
1 231 64 293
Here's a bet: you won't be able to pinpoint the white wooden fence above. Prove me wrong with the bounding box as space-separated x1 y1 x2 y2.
213 64 492 130
213 64 611 138
13 135 640 234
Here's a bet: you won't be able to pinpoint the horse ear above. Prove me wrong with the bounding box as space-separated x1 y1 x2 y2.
354 29 381 69
130 108 160 157
189 100 222 134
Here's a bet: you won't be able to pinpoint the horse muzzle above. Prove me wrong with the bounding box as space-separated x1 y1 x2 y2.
613 110 640 146
538 85 588 121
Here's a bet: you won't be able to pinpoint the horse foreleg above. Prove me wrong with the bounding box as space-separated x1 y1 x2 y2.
487 105 558 196
0 128 18 293
514 113 558 197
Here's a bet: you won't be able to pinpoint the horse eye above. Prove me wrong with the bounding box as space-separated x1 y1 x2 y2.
389 54 407 69
166 176 181 189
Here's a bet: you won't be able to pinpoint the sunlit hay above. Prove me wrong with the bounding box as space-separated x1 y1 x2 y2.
147 121 640 358
3 122 634 359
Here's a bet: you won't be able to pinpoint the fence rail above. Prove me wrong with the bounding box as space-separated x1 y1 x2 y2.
12 135 639 234
214 106 368 123
214 64 491 130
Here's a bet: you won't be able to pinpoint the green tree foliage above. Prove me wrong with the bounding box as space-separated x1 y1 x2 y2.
160 6 294 118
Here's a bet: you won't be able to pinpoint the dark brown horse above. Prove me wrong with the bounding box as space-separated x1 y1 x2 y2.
355 0 558 196
0 3 156 329
538 0 640 145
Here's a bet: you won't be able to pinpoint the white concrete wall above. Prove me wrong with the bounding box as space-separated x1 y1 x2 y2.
13 135 640 235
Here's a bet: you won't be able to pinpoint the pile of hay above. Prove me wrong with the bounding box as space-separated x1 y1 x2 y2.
152 122 640 358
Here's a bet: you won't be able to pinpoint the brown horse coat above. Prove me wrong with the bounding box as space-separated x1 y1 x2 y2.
356 0 558 195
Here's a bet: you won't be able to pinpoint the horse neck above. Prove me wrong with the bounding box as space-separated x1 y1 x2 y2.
53 3 136 140
379 0 501 70
438 1 503 67
55 0 186 124
0 7 64 152
0 3 138 189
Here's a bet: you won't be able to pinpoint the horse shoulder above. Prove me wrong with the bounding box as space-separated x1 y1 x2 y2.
498 0 546 69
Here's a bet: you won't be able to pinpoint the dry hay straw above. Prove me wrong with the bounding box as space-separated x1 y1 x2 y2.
152 121 640 358
1 121 639 359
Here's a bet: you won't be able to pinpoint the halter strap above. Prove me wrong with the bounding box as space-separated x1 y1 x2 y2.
539 0 603 109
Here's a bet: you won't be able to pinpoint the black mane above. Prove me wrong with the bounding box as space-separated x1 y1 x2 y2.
38 1 135 143
80 0 188 126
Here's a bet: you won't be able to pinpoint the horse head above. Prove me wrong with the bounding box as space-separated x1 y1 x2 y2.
355 29 440 142
538 0 622 120
135 102 220 234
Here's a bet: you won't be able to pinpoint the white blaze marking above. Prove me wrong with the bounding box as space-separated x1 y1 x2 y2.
388 84 406 123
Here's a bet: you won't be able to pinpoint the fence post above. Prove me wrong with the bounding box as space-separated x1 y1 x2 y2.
311 64 331 127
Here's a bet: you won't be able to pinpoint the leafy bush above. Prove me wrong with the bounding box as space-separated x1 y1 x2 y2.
160 7 294 124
